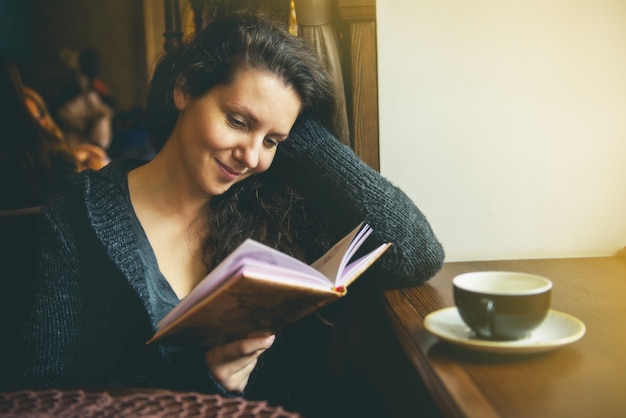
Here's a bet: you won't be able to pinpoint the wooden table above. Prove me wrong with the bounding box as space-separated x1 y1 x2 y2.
380 256 626 418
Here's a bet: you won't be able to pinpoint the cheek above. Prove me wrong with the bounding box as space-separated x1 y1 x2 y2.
199 123 226 149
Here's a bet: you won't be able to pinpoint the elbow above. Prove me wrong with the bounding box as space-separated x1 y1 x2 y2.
420 240 445 282
368 239 445 290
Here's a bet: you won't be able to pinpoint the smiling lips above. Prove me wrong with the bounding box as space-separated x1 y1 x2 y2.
216 159 244 181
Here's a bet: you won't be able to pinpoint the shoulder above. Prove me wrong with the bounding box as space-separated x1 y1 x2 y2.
56 159 138 195
39 160 148 272
45 159 144 222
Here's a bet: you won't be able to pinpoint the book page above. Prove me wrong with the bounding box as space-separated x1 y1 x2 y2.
310 222 366 283
337 242 392 288
233 257 335 289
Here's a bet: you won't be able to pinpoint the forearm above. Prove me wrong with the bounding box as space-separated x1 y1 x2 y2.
275 117 445 287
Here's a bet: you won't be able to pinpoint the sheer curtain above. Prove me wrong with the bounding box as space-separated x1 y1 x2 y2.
294 0 350 146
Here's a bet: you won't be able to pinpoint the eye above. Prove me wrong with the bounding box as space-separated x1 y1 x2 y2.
263 137 280 148
227 115 247 129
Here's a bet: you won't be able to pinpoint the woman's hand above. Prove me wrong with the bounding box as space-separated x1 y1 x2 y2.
205 335 275 393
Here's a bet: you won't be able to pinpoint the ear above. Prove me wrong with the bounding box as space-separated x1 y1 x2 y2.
173 85 188 111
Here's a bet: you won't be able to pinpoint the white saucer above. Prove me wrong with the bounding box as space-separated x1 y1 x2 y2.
424 307 586 354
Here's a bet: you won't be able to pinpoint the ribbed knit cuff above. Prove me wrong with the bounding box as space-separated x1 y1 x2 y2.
206 369 245 398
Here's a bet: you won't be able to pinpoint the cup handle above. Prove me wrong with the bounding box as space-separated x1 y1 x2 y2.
479 298 496 338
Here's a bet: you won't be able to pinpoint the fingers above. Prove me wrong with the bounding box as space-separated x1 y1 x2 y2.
216 335 275 362
206 335 275 393
214 356 258 393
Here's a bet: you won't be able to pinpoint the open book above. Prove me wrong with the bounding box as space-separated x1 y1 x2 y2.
148 222 391 348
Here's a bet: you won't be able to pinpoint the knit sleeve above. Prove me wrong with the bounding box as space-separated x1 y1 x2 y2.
272 117 445 289
17 202 87 388
13 192 224 394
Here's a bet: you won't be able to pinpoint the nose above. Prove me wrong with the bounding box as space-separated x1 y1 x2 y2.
234 135 263 169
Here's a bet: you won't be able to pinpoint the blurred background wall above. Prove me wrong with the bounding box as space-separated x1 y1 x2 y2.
378 0 626 262
1 0 148 112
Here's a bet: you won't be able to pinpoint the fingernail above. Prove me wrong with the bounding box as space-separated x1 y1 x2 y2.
265 335 276 347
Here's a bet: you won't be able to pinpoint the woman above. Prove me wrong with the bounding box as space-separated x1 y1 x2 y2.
0 53 78 210
14 12 444 415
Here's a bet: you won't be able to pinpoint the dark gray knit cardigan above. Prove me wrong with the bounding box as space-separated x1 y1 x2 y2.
9 118 444 402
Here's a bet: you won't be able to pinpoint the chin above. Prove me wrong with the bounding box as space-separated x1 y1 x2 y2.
209 182 238 197
208 175 254 197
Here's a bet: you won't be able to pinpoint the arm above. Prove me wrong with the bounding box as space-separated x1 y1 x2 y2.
17 205 96 388
274 117 445 288
15 201 222 393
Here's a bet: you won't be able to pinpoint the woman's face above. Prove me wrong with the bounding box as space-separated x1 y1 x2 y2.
170 67 301 198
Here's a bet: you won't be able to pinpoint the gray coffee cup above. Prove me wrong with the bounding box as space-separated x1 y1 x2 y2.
453 271 552 340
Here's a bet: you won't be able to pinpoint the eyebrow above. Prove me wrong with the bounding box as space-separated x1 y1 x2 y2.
236 105 259 125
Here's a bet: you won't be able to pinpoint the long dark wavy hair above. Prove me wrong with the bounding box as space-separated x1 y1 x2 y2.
144 12 335 269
